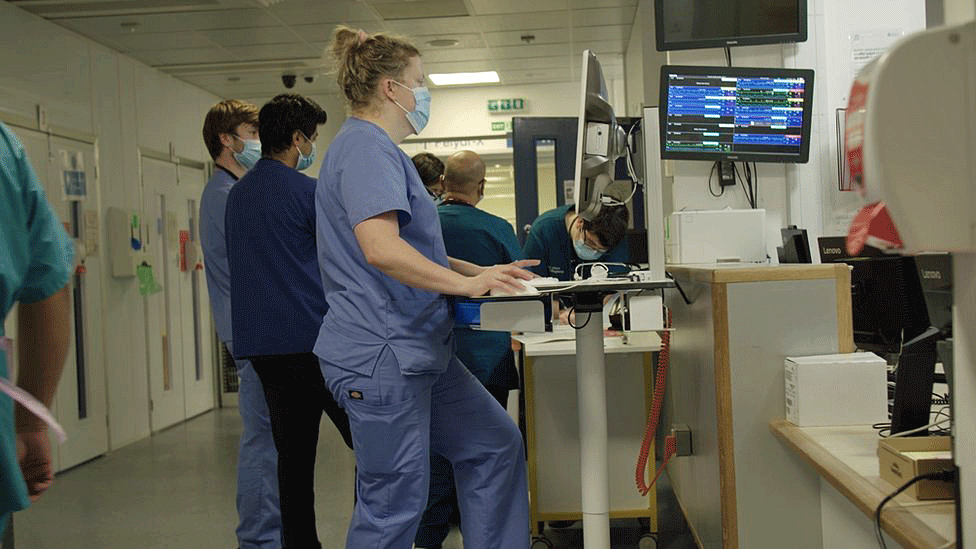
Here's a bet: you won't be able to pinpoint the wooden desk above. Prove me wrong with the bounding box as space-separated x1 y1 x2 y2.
515 329 661 541
770 420 955 549
663 264 853 549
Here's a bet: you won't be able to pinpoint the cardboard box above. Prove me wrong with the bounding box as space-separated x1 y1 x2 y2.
878 437 954 500
785 353 887 427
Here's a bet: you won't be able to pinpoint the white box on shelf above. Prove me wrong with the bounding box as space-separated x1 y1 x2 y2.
785 352 888 427
665 208 766 264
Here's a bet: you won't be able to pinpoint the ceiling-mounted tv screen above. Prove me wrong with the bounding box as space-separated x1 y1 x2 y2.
655 0 808 51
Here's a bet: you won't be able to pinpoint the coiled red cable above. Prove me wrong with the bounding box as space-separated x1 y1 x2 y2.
636 307 674 496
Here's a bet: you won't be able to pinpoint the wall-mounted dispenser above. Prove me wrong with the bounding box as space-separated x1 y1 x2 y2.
107 206 148 277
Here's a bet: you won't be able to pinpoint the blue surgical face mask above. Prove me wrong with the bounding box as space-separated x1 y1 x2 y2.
573 217 605 260
392 80 431 134
574 238 603 261
296 131 316 171
232 135 261 170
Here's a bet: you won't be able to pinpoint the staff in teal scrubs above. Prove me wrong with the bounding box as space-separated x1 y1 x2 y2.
523 203 630 281
414 150 523 549
0 122 74 536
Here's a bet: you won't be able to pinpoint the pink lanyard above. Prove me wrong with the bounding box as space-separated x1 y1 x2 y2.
0 337 66 443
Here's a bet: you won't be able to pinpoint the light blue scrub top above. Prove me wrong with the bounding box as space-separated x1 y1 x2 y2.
199 166 236 343
314 118 454 377
0 122 74 526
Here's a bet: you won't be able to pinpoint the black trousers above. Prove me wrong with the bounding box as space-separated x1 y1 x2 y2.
250 353 353 549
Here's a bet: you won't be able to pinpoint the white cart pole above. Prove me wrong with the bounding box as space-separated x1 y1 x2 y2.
576 303 611 549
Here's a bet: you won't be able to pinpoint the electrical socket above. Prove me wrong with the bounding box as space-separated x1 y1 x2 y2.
672 424 693 456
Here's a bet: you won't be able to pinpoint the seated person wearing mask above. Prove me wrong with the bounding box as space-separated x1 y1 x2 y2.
414 150 523 549
411 152 444 201
523 203 630 281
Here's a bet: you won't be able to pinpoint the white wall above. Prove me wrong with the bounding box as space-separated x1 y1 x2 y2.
0 1 220 450
655 0 927 262
944 0 976 21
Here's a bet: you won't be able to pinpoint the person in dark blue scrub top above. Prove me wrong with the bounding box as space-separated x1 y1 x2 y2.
523 203 630 281
225 93 353 549
199 99 282 549
413 150 523 549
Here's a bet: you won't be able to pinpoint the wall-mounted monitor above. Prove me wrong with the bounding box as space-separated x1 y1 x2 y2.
655 0 808 51
659 65 815 163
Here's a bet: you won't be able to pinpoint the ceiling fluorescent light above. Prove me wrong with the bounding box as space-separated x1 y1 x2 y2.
429 71 499 86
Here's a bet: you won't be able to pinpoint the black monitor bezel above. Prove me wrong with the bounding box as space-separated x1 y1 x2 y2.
654 0 808 52
658 65 815 163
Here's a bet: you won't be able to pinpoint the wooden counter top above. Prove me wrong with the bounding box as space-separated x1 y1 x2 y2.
667 263 850 284
770 419 955 549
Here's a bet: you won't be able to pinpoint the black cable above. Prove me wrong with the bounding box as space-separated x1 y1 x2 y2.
567 308 592 330
724 46 732 67
874 470 956 548
751 162 758 207
707 161 723 197
732 162 755 208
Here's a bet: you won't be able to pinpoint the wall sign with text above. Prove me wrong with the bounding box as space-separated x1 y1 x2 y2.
487 98 525 113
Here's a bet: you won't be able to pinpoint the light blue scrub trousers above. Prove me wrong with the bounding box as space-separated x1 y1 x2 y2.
322 349 529 549
228 342 281 549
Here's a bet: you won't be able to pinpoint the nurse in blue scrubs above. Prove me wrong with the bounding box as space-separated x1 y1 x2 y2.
414 150 524 549
315 27 535 549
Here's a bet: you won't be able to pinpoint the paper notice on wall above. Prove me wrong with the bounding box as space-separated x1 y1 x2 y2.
60 149 87 198
851 29 905 76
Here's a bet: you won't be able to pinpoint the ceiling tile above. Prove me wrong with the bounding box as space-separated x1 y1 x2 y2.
262 0 374 26
56 9 279 36
367 0 469 20
203 26 299 47
110 30 218 52
569 0 636 7
421 47 492 64
468 0 570 15
571 6 638 28
140 46 236 66
490 42 576 59
482 28 574 47
290 21 384 43
381 16 478 36
475 10 570 32
223 43 321 61
494 55 573 72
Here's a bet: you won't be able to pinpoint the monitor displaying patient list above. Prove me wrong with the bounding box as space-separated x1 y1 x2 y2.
659 65 814 163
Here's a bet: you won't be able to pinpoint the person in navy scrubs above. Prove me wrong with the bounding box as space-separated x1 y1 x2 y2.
225 93 352 549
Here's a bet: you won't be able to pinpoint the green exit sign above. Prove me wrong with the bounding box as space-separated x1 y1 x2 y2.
488 98 525 113
490 121 512 132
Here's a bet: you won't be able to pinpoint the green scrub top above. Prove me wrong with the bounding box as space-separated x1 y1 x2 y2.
0 122 75 529
438 200 522 388
523 203 629 281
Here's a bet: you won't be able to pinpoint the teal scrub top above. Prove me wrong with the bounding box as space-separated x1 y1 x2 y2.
438 200 522 388
522 203 629 281
0 122 75 526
